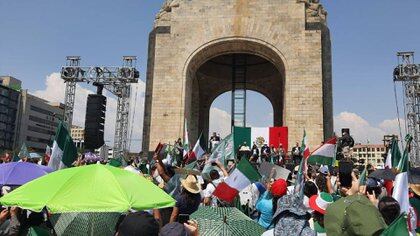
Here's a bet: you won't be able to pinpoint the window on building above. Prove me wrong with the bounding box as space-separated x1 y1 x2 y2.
30 105 54 116
29 115 58 127
28 125 55 136
26 136 51 144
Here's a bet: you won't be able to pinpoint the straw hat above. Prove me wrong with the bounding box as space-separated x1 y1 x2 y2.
180 175 201 194
410 184 420 196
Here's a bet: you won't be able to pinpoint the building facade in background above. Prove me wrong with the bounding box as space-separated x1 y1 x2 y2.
71 125 85 149
353 144 386 168
0 76 21 152
15 90 64 153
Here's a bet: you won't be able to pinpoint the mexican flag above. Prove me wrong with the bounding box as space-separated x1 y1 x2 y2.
183 119 189 157
202 134 234 176
358 167 368 186
295 130 309 196
384 148 392 169
381 213 409 236
233 126 288 153
301 130 310 159
390 138 402 168
192 133 205 159
18 143 30 159
48 122 78 171
213 158 261 202
45 145 51 163
307 137 336 166
392 135 412 213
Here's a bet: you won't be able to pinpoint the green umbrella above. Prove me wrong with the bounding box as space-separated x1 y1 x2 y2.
0 164 175 213
191 206 265 236
50 212 120 236
27 226 52 236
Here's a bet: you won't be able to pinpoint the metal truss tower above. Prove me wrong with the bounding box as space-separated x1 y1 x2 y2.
231 54 247 128
61 56 139 160
394 52 420 164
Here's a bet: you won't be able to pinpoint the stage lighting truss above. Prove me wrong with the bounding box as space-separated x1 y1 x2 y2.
393 52 420 165
61 56 139 160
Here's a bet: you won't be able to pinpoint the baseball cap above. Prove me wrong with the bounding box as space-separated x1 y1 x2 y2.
117 212 159 236
319 165 329 175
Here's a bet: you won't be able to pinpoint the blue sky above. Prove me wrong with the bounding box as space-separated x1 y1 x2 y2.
1 0 419 144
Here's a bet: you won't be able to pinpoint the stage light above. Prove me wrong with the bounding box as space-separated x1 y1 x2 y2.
62 67 76 78
120 68 132 79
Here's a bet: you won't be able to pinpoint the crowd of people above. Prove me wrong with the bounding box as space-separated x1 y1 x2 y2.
0 131 418 236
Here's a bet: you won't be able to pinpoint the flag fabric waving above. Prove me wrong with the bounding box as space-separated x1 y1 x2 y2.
18 143 30 159
45 145 52 163
358 167 368 186
213 158 261 202
207 134 234 164
301 130 310 159
381 213 409 236
183 119 189 157
307 137 336 166
392 135 412 214
193 133 205 159
233 127 288 154
390 138 402 168
384 148 392 169
48 122 78 171
295 130 309 196
202 134 234 178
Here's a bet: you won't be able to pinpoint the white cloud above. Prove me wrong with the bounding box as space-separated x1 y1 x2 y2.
334 112 405 144
32 73 145 152
209 107 231 138
378 118 406 136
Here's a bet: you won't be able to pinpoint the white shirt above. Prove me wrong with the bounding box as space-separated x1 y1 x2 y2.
261 229 273 236
124 165 140 174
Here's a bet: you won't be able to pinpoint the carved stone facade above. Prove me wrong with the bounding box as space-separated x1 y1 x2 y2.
297 0 328 23
143 0 333 153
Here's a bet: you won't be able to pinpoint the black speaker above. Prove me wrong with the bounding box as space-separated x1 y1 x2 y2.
84 94 106 150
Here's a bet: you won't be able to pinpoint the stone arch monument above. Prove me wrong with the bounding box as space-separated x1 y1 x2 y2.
142 0 333 153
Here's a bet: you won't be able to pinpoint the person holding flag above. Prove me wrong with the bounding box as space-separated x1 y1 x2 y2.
295 130 310 197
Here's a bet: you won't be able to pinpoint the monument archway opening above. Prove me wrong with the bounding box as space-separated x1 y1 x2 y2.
209 90 274 140
143 0 333 154
184 41 286 144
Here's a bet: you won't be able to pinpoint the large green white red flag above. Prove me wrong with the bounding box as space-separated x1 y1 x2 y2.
213 158 261 202
48 122 77 171
233 126 289 153
307 137 336 166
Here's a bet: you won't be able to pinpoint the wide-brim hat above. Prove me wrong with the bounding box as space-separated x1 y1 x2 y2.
180 174 201 194
410 184 420 196
309 192 333 215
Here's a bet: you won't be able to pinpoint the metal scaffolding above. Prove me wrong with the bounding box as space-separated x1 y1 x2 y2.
61 56 139 160
393 52 420 165
231 54 247 128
